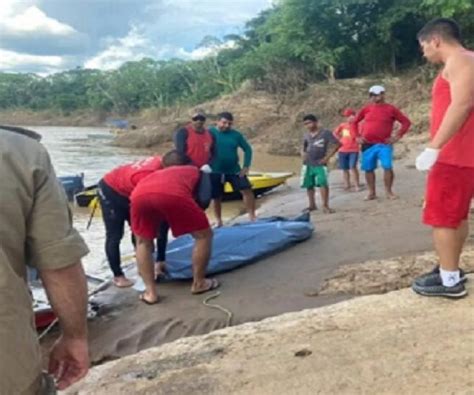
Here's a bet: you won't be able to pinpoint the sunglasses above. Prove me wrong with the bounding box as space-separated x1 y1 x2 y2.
192 115 206 122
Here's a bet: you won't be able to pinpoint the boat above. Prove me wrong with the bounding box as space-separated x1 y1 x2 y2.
30 267 107 329
74 171 294 207
58 174 84 201
223 171 293 200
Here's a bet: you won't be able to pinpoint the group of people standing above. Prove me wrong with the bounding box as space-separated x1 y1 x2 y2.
300 84 412 213
300 18 474 300
0 17 473 395
98 111 256 304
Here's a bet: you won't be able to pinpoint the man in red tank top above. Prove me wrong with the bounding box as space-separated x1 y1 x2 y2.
174 110 216 169
413 18 474 298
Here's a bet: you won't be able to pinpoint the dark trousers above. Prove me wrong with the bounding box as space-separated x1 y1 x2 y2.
98 180 132 277
98 180 169 277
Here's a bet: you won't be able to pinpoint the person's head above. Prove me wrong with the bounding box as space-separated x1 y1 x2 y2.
368 85 385 103
342 108 356 122
216 112 234 131
302 114 319 132
161 150 191 168
417 18 463 64
191 111 206 130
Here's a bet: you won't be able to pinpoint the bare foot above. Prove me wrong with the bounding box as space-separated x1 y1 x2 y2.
139 292 159 305
386 193 398 200
304 206 317 212
249 214 257 222
323 207 335 214
154 261 166 278
354 185 362 192
364 194 377 201
213 220 223 228
113 276 134 288
191 278 220 295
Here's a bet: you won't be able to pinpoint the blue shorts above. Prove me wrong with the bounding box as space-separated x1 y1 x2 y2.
361 144 393 171
338 152 359 170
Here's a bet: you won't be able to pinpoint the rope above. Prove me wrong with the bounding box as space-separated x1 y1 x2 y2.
202 291 233 327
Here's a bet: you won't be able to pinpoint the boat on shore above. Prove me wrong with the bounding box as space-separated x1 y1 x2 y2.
75 171 294 207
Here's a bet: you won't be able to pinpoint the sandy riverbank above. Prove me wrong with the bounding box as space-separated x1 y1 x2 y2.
41 143 474 368
68 267 474 394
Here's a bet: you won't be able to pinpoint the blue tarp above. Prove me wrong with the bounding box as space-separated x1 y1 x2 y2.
163 213 314 280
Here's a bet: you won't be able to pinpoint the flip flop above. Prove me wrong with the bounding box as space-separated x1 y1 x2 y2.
139 293 159 305
192 278 220 295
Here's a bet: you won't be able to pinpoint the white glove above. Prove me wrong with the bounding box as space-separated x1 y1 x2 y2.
415 147 440 171
200 164 212 174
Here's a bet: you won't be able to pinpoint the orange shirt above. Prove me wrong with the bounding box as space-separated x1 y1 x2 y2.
334 122 359 152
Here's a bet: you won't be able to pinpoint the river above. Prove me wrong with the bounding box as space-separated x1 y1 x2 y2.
35 126 301 278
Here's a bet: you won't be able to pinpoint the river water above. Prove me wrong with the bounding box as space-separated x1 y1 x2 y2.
36 126 300 278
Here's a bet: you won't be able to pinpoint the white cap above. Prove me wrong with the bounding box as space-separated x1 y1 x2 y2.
368 85 385 95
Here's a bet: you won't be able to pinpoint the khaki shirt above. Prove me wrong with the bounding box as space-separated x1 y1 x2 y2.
0 127 89 394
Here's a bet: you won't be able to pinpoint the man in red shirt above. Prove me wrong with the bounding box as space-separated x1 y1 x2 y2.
99 155 171 287
353 86 411 200
130 151 218 305
334 108 361 191
412 18 474 298
174 110 215 170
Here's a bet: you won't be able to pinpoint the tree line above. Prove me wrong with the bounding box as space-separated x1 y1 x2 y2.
0 0 473 115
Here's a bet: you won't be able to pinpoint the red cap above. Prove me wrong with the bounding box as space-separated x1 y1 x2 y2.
342 108 356 117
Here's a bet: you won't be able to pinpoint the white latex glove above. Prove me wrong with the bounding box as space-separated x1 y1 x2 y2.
200 164 212 174
415 147 440 171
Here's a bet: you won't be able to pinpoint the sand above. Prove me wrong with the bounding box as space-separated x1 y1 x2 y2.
41 151 473 366
67 271 474 394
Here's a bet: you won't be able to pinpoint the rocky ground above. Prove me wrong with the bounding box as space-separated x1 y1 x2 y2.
67 262 474 395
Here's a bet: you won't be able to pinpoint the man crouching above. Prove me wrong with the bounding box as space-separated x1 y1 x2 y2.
130 150 219 304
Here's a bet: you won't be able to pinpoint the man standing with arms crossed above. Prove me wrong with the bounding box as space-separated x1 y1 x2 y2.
352 85 411 200
413 18 474 298
0 126 89 393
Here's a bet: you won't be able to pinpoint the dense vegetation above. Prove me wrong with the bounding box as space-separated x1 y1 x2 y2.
1 0 473 115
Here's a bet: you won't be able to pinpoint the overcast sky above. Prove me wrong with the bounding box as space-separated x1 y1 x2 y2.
0 0 273 74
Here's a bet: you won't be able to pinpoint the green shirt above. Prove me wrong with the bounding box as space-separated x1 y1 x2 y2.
210 126 252 174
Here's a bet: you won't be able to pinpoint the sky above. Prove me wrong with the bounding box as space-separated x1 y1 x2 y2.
0 0 273 75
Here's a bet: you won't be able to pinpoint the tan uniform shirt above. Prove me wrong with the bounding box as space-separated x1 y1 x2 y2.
0 127 89 394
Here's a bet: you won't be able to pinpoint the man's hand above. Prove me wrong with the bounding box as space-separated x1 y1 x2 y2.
415 147 440 171
386 135 401 145
239 167 249 177
318 158 328 165
356 137 365 144
200 164 212 174
48 335 89 390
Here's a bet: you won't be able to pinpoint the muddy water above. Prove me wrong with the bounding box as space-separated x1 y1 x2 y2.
37 126 301 278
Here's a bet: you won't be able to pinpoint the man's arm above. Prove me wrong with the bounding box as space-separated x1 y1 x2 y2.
430 54 474 149
39 263 89 390
28 147 90 390
352 108 366 142
238 133 253 176
174 128 188 156
392 107 411 140
333 124 343 140
320 132 342 164
208 130 217 165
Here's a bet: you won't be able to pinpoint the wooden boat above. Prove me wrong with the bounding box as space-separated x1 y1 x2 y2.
75 171 294 207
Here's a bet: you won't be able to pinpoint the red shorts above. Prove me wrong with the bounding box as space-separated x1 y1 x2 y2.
131 193 209 239
423 162 474 228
